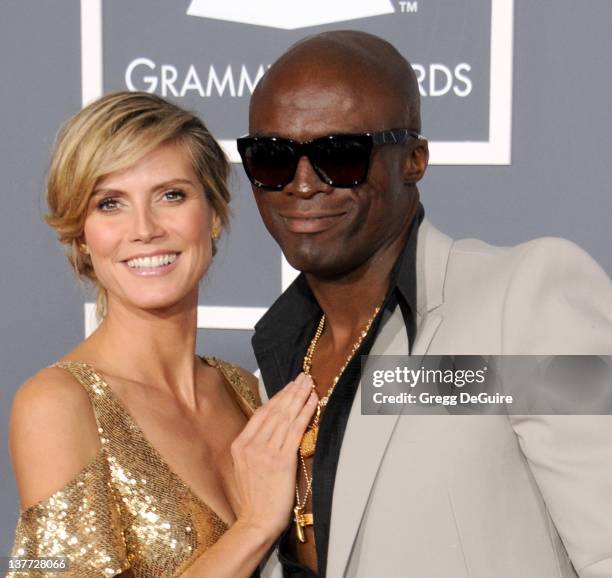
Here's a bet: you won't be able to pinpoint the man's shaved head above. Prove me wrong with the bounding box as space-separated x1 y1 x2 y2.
251 30 421 131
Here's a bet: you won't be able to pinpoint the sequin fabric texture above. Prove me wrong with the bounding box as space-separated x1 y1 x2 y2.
8 358 258 577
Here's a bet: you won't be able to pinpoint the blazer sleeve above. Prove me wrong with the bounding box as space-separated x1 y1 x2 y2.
7 451 129 578
502 237 612 577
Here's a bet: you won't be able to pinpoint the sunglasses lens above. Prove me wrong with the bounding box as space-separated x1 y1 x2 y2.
240 139 296 189
312 136 372 187
238 134 374 189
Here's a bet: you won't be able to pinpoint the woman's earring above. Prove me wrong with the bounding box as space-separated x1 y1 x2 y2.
211 225 221 241
80 243 90 255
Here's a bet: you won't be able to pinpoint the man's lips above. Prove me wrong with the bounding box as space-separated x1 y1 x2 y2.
280 211 347 234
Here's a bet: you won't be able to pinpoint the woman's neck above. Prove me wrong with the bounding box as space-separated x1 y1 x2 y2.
78 292 201 406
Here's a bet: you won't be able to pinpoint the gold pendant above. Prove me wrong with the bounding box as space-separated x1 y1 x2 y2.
294 506 313 543
299 425 318 458
294 506 306 543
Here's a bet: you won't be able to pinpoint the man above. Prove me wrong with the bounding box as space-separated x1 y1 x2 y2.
238 31 612 577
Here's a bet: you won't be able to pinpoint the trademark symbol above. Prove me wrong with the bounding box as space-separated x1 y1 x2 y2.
398 1 418 13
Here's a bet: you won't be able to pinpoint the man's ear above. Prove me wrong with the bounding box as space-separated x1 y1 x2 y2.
403 139 429 184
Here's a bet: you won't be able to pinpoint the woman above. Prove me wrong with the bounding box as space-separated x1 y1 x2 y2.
8 91 317 577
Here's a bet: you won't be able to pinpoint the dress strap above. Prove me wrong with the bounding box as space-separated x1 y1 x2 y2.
50 361 136 450
204 357 259 417
52 360 106 397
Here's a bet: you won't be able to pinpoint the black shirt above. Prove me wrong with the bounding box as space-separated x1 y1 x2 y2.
252 206 424 577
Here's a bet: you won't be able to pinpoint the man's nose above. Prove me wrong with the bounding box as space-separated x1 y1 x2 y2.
128 205 164 243
284 156 333 198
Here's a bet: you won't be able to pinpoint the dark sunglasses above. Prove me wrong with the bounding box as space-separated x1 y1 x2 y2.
236 128 422 190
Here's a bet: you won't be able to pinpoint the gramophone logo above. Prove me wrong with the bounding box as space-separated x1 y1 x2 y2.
186 0 395 29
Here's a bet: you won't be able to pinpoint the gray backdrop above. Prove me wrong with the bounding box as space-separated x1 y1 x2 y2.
1 0 611 555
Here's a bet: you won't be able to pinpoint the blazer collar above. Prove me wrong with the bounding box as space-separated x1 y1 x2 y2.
415 218 454 318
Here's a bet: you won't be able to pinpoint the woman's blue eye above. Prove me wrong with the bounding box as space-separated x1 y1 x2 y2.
97 197 119 211
164 189 186 202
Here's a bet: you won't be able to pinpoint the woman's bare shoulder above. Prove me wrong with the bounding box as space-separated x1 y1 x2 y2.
9 366 101 510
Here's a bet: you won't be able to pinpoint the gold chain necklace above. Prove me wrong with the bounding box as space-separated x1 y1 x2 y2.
293 305 381 543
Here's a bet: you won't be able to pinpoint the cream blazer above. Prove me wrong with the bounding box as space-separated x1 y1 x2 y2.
261 220 612 578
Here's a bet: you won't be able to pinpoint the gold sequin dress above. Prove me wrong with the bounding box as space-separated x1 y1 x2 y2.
7 358 259 578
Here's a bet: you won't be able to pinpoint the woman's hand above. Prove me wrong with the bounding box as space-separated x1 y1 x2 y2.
230 373 317 539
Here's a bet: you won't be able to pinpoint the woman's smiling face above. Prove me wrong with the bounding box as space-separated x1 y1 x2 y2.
83 140 219 314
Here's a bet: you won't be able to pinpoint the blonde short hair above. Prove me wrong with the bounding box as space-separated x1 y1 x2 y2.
46 91 230 315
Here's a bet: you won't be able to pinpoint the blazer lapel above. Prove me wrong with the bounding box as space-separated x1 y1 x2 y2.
326 219 453 577
412 312 443 356
326 306 407 578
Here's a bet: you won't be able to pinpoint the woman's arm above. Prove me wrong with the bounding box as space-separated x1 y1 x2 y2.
180 373 317 578
8 367 131 577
